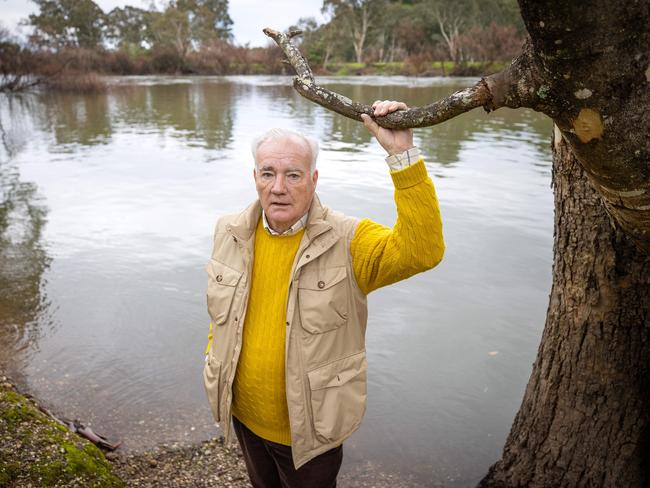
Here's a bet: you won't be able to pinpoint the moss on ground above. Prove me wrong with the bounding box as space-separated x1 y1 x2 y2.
0 380 124 487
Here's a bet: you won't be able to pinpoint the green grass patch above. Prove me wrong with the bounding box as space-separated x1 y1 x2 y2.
1 384 124 487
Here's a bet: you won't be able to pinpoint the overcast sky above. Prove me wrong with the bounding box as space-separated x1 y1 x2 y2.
0 0 325 46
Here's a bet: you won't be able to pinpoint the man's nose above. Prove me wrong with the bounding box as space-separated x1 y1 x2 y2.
271 174 286 194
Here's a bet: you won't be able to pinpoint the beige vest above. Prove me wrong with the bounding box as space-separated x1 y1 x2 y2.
203 195 368 468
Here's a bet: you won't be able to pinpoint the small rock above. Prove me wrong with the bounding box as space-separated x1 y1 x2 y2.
105 451 119 461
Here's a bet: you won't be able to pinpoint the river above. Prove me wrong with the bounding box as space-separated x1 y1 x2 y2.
0 75 553 487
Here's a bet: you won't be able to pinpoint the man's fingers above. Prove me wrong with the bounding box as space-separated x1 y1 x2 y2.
374 100 390 116
360 113 379 137
372 100 408 116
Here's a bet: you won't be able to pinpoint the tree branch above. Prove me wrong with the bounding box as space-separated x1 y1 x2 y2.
263 28 543 129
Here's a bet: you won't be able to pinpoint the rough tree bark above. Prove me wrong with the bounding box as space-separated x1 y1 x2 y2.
265 0 650 485
479 129 650 488
481 2 650 485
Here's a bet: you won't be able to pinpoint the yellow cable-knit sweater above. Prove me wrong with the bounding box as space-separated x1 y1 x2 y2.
231 221 304 445
221 159 444 445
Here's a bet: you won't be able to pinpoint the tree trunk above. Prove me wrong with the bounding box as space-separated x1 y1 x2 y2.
480 130 650 487
322 46 331 71
388 36 396 63
352 4 368 64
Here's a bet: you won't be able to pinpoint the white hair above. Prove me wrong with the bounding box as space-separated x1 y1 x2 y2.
251 128 319 174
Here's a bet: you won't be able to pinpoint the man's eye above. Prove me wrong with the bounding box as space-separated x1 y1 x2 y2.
288 173 301 180
261 172 274 178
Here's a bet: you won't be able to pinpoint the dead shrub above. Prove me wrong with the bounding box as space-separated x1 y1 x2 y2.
105 50 137 75
45 71 107 93
404 52 433 76
150 48 185 74
458 22 524 62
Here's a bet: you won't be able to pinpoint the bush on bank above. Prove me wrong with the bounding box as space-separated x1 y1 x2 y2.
0 40 510 93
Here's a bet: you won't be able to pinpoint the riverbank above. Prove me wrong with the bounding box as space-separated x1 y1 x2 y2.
0 373 250 487
317 60 506 77
1 374 421 487
1 43 506 93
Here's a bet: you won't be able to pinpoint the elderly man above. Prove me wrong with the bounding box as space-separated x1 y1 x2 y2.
203 100 444 487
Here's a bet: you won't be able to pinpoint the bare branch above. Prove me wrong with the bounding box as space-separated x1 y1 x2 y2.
263 28 313 81
263 28 542 129
292 76 491 129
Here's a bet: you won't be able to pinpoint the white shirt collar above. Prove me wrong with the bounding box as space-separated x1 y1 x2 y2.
262 211 309 236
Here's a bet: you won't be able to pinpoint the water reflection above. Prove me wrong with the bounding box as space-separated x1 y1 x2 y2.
42 93 113 148
22 81 239 152
0 96 52 378
0 77 553 487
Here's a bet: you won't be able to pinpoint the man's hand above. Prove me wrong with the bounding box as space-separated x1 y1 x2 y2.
360 100 414 156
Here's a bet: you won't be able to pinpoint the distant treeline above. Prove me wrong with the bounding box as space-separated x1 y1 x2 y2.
296 0 524 72
0 0 525 91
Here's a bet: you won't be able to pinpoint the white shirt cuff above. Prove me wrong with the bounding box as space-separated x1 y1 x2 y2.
385 147 421 171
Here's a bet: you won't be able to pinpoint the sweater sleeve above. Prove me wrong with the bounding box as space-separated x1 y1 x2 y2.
350 159 445 295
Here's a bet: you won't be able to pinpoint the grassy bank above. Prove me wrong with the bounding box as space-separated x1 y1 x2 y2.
35 59 504 93
1 42 512 93
320 60 508 77
0 377 123 487
0 374 252 487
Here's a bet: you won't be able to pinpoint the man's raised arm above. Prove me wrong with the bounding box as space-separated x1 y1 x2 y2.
351 100 445 295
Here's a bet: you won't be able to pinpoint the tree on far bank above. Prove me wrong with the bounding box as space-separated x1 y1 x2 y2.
26 0 233 55
322 0 387 64
293 15 348 70
149 4 192 62
146 0 233 67
305 0 524 67
27 0 105 49
177 0 233 46
105 6 152 52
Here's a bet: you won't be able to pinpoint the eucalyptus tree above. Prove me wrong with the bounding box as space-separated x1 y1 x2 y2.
27 0 105 49
177 0 233 46
147 0 233 61
321 0 387 64
105 6 152 51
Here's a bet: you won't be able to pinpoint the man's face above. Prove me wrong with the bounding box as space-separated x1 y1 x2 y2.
254 136 318 233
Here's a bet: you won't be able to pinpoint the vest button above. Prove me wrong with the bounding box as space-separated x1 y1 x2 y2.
305 254 310 259
233 236 237 243
317 280 325 289
216 275 223 282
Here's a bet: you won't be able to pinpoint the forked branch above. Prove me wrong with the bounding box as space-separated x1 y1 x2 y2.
263 27 543 128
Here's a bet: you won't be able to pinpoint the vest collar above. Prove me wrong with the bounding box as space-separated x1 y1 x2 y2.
227 194 332 243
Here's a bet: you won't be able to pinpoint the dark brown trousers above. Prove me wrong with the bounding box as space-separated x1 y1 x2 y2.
232 416 343 488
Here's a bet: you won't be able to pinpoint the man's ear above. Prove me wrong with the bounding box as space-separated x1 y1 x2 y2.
312 169 319 187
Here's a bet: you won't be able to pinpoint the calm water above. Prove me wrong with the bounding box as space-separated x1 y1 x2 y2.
0 76 552 486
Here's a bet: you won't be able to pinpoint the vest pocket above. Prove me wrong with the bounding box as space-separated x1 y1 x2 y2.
307 351 368 442
206 259 242 326
298 266 349 334
203 354 222 422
